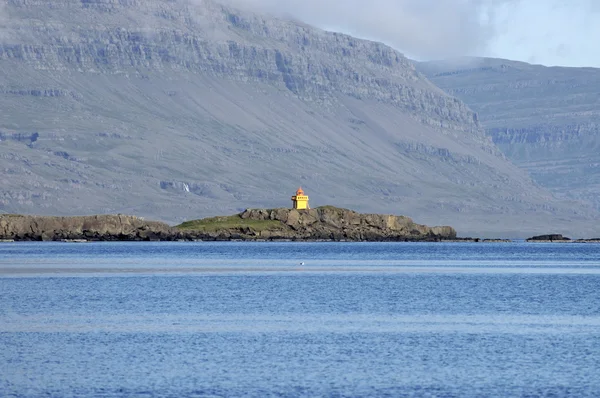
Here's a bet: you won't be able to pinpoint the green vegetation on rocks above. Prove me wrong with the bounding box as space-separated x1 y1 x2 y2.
177 216 282 232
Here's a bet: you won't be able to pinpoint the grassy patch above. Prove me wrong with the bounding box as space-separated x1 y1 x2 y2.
176 215 283 232
316 205 338 210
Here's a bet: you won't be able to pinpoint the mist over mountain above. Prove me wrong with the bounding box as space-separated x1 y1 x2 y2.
0 0 597 237
222 0 600 67
418 57 600 216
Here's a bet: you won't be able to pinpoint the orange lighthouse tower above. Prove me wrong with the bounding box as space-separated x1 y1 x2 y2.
291 187 309 210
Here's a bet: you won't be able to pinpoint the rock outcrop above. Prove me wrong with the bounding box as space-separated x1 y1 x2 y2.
525 234 600 243
0 214 175 241
184 207 457 241
526 234 571 242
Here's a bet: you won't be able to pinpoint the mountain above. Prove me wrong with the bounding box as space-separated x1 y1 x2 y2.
0 0 597 237
418 57 600 214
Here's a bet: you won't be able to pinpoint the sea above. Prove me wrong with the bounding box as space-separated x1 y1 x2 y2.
1 241 600 397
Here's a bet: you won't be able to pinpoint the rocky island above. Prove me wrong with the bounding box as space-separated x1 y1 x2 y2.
526 234 600 243
178 207 457 242
0 206 456 242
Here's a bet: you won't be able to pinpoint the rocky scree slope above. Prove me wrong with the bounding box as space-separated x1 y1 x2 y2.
0 0 597 237
418 57 600 213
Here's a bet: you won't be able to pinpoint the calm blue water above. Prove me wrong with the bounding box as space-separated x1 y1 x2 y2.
1 242 600 397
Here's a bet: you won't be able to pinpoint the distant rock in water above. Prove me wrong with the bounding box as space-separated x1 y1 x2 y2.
526 234 571 242
176 206 457 241
0 207 456 241
482 239 512 243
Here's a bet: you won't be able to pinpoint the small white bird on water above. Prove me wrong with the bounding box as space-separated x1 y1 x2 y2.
299 262 305 265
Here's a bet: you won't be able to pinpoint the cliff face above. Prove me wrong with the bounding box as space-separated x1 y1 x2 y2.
0 0 478 134
418 57 600 213
0 0 598 237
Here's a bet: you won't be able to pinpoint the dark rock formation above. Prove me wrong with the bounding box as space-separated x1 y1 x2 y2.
0 214 175 241
526 234 571 242
182 207 457 241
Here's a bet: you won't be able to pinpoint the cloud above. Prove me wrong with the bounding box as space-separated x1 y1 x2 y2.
223 0 505 59
221 0 600 67
485 0 600 66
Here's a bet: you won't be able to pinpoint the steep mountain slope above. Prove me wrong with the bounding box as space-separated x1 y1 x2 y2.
418 57 600 213
0 0 597 237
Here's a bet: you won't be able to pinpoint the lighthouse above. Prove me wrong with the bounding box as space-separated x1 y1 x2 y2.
291 187 309 210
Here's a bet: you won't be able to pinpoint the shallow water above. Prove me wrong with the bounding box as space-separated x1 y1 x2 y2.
1 242 600 396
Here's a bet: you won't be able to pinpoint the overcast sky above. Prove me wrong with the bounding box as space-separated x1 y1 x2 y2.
228 0 600 67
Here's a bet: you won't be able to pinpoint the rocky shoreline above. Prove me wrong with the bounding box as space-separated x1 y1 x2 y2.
0 207 457 242
0 214 174 242
1 210 598 242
